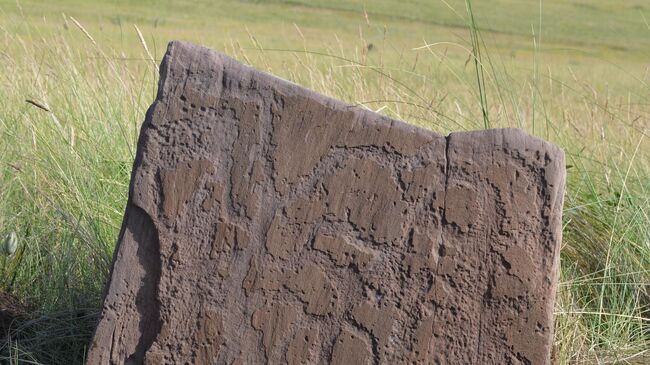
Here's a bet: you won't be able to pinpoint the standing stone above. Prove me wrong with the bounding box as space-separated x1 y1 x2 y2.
87 41 565 364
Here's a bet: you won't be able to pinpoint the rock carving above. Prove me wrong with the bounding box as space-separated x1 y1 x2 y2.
87 41 565 365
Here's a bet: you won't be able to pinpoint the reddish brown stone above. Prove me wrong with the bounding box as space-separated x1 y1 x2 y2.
331 328 372 365
251 303 298 362
313 233 375 270
87 41 565 364
286 327 318 365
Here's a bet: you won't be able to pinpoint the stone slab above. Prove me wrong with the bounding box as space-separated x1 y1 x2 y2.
87 41 565 365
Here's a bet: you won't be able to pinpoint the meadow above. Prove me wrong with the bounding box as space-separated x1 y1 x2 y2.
0 0 648 363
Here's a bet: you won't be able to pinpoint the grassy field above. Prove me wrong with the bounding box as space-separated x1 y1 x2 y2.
0 0 648 363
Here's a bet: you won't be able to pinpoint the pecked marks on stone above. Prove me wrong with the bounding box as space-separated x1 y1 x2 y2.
251 303 298 362
265 211 310 260
87 41 565 365
161 159 214 221
323 158 407 244
286 263 338 316
210 220 250 258
331 328 373 365
427 129 565 365
286 327 319 365
351 301 396 361
313 233 375 270
443 183 479 233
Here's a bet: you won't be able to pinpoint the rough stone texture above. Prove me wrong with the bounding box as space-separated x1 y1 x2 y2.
87 41 565 365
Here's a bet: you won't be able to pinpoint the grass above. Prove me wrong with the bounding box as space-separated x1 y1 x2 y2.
0 0 648 363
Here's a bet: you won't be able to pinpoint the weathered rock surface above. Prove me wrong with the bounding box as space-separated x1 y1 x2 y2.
87 41 565 364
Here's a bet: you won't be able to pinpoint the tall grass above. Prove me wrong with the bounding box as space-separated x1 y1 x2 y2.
0 3 648 364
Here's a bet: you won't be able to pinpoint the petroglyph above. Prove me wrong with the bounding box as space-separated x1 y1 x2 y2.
88 41 565 364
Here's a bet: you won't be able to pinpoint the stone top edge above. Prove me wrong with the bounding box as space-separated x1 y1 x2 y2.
449 128 565 161
159 40 564 159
